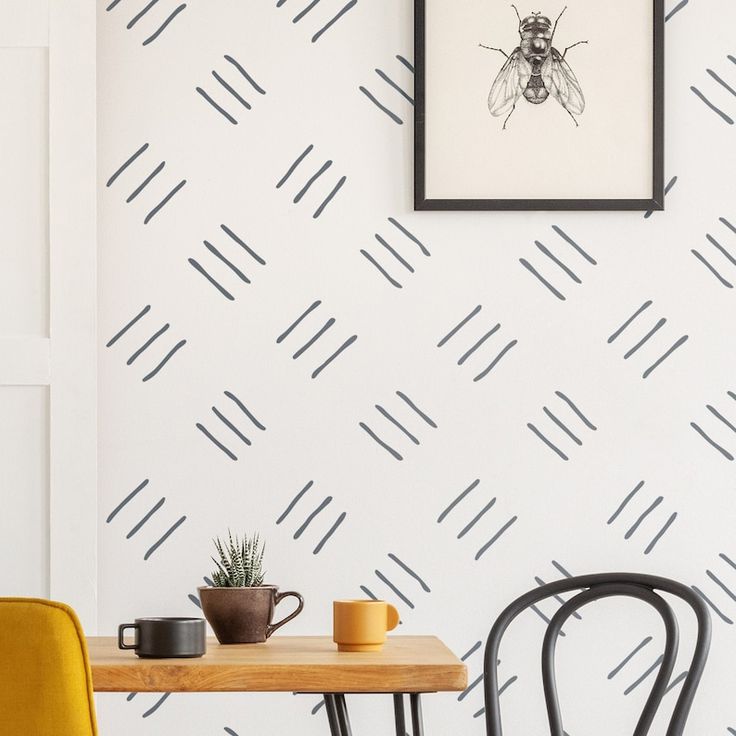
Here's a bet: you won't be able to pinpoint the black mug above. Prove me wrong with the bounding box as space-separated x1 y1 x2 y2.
118 617 206 658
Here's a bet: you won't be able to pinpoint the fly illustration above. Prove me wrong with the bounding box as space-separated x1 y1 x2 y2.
480 5 587 129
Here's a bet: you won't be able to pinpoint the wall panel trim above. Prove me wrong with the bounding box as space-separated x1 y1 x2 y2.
48 0 97 632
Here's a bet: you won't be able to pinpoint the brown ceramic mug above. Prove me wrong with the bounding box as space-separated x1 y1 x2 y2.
198 585 304 644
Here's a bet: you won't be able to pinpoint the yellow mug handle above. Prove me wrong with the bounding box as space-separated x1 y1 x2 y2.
386 603 400 631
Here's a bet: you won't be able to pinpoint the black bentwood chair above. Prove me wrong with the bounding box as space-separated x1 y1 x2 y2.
483 573 711 736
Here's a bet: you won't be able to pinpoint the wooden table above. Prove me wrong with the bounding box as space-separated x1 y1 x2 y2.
88 635 467 736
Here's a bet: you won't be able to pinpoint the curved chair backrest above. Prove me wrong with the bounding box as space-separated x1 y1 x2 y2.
483 573 711 736
0 597 98 736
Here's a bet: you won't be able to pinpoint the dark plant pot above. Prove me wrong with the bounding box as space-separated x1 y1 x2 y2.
198 585 304 644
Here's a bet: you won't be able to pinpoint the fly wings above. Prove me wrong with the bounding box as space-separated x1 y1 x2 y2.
488 49 532 117
542 49 585 115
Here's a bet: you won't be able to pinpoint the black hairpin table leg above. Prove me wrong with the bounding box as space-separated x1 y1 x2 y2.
324 694 342 736
323 692 425 735
393 693 424 736
410 694 424 736
393 693 407 736
335 694 353 736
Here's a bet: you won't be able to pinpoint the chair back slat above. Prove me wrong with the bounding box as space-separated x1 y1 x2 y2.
541 583 679 736
483 573 711 736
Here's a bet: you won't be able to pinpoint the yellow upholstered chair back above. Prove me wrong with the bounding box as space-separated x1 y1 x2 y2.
0 598 98 736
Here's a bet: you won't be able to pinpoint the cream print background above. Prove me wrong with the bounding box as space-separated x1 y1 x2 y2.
424 0 654 200
98 0 736 734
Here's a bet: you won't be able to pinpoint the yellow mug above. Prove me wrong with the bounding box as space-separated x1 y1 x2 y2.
333 599 400 652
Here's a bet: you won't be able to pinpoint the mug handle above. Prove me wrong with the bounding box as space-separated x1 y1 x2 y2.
386 604 400 632
267 591 304 638
118 623 139 650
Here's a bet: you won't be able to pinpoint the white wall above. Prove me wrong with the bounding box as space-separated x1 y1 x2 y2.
94 1 736 734
0 42 49 598
0 1 97 627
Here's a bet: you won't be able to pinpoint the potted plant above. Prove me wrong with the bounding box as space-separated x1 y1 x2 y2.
198 532 304 644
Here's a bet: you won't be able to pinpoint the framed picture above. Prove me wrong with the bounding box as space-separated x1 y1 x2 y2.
414 0 664 211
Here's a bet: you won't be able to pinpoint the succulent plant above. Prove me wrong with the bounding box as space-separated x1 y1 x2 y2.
210 531 265 587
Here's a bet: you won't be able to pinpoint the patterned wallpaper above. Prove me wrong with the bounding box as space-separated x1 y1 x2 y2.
97 1 736 734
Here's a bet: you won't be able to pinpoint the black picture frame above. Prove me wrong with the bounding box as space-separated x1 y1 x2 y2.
414 0 665 211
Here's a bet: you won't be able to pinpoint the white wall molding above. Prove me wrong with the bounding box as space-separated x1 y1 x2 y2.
0 0 48 47
48 0 97 632
0 337 50 385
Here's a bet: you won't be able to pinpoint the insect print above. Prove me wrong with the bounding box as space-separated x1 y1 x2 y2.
480 5 587 129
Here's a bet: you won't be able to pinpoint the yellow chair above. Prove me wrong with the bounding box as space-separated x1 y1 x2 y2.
0 598 98 736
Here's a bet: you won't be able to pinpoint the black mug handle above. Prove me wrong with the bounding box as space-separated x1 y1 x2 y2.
118 623 139 650
267 591 304 638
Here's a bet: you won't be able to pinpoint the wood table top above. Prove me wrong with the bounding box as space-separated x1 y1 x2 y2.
87 635 467 693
